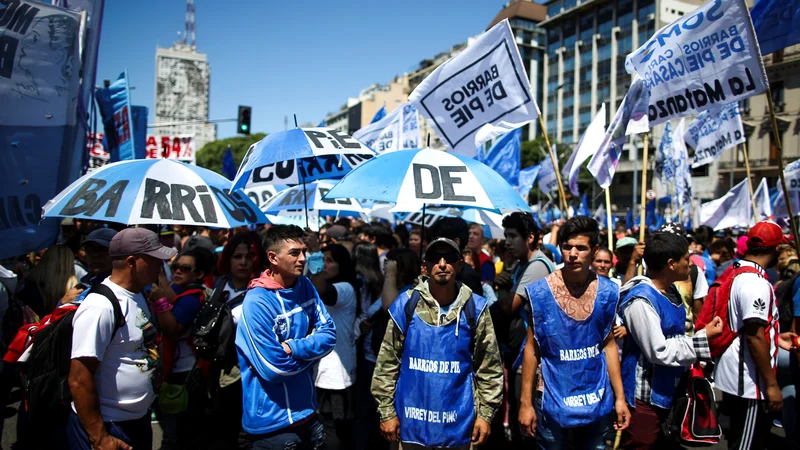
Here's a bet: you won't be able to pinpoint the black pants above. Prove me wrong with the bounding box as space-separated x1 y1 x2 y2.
722 393 771 450
66 410 152 450
317 386 354 450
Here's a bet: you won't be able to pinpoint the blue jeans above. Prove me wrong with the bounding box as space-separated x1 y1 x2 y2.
243 416 326 450
66 409 152 450
534 394 611 450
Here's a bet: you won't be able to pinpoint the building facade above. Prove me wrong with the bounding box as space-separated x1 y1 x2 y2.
154 42 217 153
324 75 410 136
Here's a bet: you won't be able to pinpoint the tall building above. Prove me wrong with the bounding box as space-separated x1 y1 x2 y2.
324 75 410 135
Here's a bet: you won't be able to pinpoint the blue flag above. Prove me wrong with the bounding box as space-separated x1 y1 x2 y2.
517 164 540 198
95 71 136 162
370 106 386 124
578 193 591 217
626 209 633 230
222 147 237 180
131 106 148 160
476 129 521 186
751 0 800 56
318 119 325 127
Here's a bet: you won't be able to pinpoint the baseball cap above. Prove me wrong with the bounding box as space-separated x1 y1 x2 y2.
424 238 460 258
109 228 178 260
81 228 118 249
616 237 637 250
325 225 350 240
658 222 687 238
747 220 787 248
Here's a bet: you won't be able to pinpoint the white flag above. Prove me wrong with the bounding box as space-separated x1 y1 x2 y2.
352 103 420 153
625 0 768 127
685 103 746 168
754 178 773 222
562 104 606 196
700 178 752 230
673 118 692 219
655 121 675 184
538 147 559 194
408 19 538 156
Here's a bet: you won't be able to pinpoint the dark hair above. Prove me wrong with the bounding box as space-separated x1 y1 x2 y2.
353 242 384 301
393 224 409 248
218 231 264 277
746 245 778 257
429 217 469 251
334 218 352 229
322 244 356 286
709 238 735 257
643 232 689 272
557 216 600 247
181 247 214 278
364 225 396 250
387 248 421 288
502 212 540 241
693 225 714 250
263 225 304 254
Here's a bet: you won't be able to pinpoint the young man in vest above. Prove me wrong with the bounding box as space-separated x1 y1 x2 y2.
372 237 503 449
518 216 630 447
714 220 783 449
235 225 337 449
618 232 723 448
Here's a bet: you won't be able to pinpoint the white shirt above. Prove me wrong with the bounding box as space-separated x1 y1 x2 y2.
315 282 357 390
221 279 247 325
714 261 779 400
71 279 159 421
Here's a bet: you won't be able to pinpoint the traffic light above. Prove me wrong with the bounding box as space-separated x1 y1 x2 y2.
237 106 251 135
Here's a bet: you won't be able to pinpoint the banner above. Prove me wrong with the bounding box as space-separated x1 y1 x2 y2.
517 164 540 202
625 0 768 127
95 71 136 161
655 121 675 183
408 19 538 155
131 106 148 160
0 1 82 126
475 128 521 186
353 103 419 153
700 178 751 230
538 147 559 194
754 177 773 221
750 0 800 56
562 104 607 196
685 102 745 168
673 118 693 221
88 134 197 167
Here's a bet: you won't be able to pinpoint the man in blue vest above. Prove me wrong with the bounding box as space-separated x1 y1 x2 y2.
372 237 503 449
618 231 722 448
518 216 630 448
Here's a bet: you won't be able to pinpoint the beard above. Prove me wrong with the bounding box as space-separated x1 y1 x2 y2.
433 273 450 285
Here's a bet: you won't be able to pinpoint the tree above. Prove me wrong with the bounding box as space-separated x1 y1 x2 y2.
195 133 267 175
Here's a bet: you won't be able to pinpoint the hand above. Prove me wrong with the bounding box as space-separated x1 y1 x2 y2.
384 260 397 277
304 228 320 253
379 417 400 442
494 271 512 288
471 417 491 445
613 398 631 431
777 332 799 351
149 274 175 302
61 286 85 305
359 318 373 335
518 403 537 437
703 316 723 340
630 243 645 264
281 342 292 355
612 325 627 339
92 434 132 450
766 384 783 412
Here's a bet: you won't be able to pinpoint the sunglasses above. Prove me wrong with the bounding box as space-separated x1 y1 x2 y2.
425 252 460 264
171 263 195 273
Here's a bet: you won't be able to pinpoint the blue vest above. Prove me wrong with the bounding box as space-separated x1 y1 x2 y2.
390 291 488 448
526 275 618 427
619 282 686 409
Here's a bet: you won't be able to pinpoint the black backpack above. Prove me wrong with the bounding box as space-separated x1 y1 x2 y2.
774 272 800 332
22 284 123 423
191 280 245 365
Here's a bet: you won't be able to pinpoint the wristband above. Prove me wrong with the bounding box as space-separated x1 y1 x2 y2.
308 251 324 275
152 297 173 314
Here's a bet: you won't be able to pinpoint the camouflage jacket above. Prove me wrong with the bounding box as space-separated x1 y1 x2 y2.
370 280 503 423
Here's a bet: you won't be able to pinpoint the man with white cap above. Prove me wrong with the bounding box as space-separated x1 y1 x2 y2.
67 228 176 450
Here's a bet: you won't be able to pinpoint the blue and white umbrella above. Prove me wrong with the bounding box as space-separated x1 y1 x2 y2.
402 206 506 239
260 180 367 217
323 148 531 213
231 128 377 190
43 159 268 227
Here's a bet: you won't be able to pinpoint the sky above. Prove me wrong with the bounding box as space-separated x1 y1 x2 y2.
96 0 520 139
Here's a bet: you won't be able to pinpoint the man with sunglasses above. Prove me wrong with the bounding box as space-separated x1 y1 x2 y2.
372 238 503 449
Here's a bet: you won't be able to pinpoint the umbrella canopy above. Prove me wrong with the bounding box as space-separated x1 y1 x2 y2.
402 206 506 239
231 128 377 190
43 159 268 227
260 180 367 217
323 148 531 213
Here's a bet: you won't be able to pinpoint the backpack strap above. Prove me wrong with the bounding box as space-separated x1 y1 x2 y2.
532 256 555 274
403 289 422 335
87 284 125 339
462 294 478 356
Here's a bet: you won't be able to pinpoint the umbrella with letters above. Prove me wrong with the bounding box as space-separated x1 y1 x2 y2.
260 180 367 218
43 159 268 227
401 206 506 239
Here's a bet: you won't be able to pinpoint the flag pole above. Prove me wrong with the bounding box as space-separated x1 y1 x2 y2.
537 113 569 218
638 133 650 276
765 89 800 249
741 142 758 225
605 188 613 251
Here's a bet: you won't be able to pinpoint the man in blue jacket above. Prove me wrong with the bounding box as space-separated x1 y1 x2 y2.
236 225 337 448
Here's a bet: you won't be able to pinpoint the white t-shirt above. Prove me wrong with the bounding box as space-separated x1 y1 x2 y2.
221 279 248 325
315 282 357 390
714 261 779 400
71 279 160 421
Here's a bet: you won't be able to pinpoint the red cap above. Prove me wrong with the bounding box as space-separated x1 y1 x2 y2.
747 220 786 248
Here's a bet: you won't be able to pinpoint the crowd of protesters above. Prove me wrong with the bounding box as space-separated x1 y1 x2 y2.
1 214 799 450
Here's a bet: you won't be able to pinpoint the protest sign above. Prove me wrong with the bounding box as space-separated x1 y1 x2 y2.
625 0 768 127
95 71 136 162
88 134 198 166
353 103 420 153
684 102 746 168
408 19 538 156
0 0 82 127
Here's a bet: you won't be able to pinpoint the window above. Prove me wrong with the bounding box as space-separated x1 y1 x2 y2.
598 43 612 62
563 19 576 48
618 33 633 55
579 89 592 105
563 0 577 10
617 0 634 30
580 49 593 68
563 54 575 73
691 166 709 177
598 4 614 34
547 0 563 18
580 14 594 41
563 115 575 137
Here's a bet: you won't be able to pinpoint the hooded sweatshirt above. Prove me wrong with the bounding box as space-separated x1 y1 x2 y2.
235 270 336 434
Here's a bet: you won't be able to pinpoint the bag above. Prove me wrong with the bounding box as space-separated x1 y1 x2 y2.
162 284 210 377
662 364 722 446
1 289 38 358
8 284 123 423
191 280 245 364
158 361 202 414
774 272 800 333
695 263 763 357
